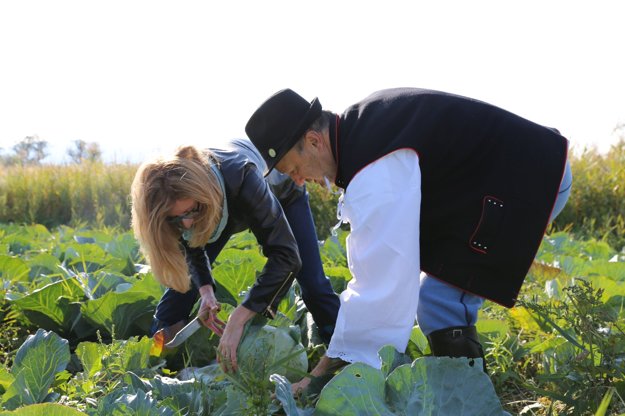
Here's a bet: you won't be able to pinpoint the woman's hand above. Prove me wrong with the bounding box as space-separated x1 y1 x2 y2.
198 284 226 336
217 305 255 373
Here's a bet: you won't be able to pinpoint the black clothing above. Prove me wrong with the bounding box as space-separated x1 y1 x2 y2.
185 140 302 318
330 88 568 307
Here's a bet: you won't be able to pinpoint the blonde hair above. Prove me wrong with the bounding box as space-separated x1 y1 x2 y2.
131 145 224 293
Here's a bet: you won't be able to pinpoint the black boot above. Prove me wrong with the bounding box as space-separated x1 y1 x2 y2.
427 325 486 371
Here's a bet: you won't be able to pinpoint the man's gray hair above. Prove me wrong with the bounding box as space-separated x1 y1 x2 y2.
309 110 333 133
295 110 333 151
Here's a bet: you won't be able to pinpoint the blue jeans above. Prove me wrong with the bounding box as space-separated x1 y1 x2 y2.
417 160 573 335
151 192 340 344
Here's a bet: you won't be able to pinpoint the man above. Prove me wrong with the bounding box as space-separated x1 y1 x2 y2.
245 88 572 388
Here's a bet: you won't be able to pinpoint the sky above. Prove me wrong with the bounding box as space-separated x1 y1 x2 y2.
1 1 623 163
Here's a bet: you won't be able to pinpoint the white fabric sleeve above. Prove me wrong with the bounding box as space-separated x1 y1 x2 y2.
326 149 422 368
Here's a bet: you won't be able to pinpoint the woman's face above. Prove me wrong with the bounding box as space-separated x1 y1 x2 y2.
166 198 200 230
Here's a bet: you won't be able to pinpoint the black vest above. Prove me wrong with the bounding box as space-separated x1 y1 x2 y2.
330 88 568 307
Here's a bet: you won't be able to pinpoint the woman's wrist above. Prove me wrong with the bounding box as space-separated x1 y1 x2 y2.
198 284 215 297
229 304 256 326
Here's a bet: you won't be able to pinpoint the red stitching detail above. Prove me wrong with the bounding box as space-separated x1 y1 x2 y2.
468 195 504 254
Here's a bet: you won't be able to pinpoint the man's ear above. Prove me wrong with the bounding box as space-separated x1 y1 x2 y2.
306 130 322 148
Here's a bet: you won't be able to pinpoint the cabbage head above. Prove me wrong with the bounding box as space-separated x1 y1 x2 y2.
237 323 308 382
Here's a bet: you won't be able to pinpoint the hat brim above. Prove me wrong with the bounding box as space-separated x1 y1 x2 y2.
263 97 322 175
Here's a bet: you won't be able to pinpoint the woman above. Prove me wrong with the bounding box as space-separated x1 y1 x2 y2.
131 138 340 372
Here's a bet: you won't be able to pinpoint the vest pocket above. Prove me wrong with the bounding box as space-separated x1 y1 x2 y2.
469 196 505 254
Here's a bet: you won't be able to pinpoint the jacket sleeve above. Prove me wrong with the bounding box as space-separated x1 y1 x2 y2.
182 240 215 290
238 164 301 318
265 169 306 209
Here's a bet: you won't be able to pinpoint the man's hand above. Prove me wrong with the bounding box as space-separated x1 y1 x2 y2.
289 355 346 397
198 284 226 336
291 376 312 397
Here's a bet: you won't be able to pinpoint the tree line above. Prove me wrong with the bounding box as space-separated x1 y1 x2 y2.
0 136 102 165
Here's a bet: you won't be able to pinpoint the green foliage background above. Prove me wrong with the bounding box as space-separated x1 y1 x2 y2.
1 140 624 247
550 140 625 250
0 224 623 414
0 163 135 230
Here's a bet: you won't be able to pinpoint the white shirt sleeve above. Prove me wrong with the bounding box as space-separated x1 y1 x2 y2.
326 149 422 368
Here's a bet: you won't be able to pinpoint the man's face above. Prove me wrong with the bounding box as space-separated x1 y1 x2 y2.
275 140 325 187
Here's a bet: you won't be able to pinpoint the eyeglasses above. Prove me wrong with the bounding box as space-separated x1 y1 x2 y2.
166 203 201 228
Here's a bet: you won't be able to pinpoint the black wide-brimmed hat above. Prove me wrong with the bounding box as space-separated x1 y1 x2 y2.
245 88 322 175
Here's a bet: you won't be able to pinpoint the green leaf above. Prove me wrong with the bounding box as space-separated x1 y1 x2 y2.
212 248 265 303
236 323 308 383
118 337 153 371
2 329 70 410
508 307 543 333
319 233 348 267
26 253 62 280
477 318 510 339
386 357 508 415
81 289 156 339
315 363 393 416
0 367 14 395
315 356 508 416
378 345 411 378
583 239 615 261
125 372 221 415
75 271 130 300
0 403 84 416
93 388 175 416
224 231 259 250
80 276 160 339
125 372 196 397
119 389 176 416
104 233 141 275
597 259 625 281
408 326 429 356
527 335 565 354
324 266 351 293
525 305 586 350
77 337 153 379
105 232 140 261
270 374 314 416
75 342 104 378
177 326 222 369
3 225 53 256
63 243 126 274
0 256 30 283
10 280 84 335
594 388 615 416
277 284 303 323
4 236 33 256
563 259 625 282
588 275 625 302
22 225 53 240
211 385 249 415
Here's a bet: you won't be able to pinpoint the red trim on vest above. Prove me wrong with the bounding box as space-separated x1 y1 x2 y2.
468 195 504 254
334 114 341 185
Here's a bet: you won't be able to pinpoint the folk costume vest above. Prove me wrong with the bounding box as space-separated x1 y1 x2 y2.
330 88 568 307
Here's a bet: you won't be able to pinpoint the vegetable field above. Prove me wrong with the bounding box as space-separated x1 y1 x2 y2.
0 224 624 415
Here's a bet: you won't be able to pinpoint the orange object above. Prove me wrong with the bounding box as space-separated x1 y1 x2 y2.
150 329 165 356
